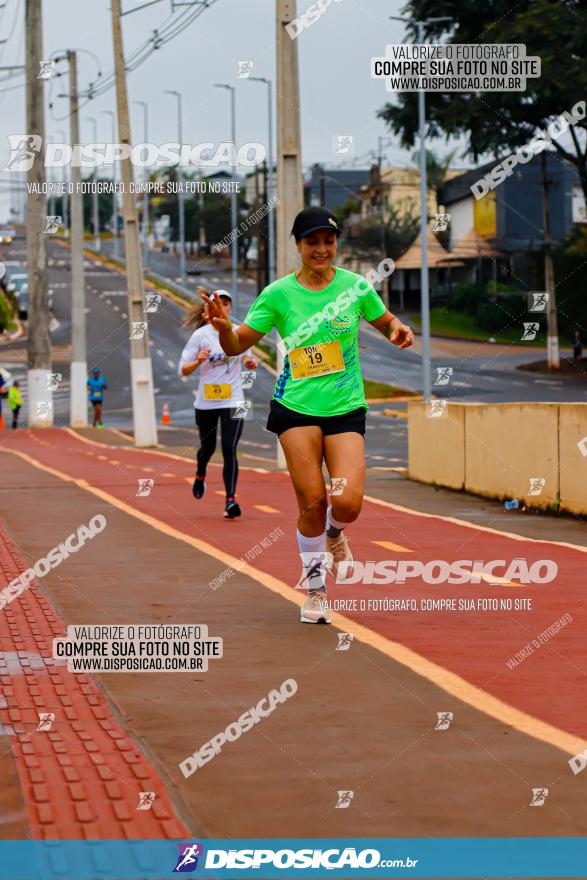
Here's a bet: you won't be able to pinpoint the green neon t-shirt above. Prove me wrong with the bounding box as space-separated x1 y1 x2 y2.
243 267 386 417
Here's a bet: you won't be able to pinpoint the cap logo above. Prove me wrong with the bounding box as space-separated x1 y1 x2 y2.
328 218 338 228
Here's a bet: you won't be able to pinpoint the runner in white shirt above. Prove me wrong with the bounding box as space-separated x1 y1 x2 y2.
178 290 257 518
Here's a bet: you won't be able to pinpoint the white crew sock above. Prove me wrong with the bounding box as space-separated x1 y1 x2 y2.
296 529 327 593
326 505 346 538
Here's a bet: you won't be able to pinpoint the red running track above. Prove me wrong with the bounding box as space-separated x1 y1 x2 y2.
1 428 586 740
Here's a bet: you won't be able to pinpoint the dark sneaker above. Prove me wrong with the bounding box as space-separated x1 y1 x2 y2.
192 477 206 499
224 499 241 519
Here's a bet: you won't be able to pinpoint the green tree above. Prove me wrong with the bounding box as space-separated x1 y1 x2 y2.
378 0 587 200
412 148 456 198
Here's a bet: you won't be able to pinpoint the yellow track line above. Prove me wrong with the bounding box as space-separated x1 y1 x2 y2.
365 493 587 554
1 443 584 759
65 427 269 473
372 539 412 553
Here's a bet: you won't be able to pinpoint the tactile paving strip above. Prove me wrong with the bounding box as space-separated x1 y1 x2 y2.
0 519 189 840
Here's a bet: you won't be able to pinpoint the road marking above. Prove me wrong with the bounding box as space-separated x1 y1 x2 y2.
1 443 584 759
255 504 280 513
478 572 519 588
167 360 175 369
66 431 585 554
372 539 412 553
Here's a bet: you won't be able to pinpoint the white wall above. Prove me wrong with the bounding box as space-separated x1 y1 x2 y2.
448 197 474 249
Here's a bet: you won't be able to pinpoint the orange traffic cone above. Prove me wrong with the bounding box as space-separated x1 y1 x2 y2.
0 413 4 430
161 403 171 426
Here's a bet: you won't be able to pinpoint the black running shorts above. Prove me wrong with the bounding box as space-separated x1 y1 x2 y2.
266 399 366 437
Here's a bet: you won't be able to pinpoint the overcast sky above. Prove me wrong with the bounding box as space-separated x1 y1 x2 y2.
0 0 471 219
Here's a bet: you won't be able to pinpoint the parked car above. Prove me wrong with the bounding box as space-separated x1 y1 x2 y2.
6 272 27 300
0 227 16 244
18 284 28 319
0 261 23 292
6 274 53 318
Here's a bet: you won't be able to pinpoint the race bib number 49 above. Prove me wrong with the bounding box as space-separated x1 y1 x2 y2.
289 341 346 381
203 383 232 400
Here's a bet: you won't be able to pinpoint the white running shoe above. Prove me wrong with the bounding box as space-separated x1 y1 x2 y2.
300 588 331 625
326 533 353 581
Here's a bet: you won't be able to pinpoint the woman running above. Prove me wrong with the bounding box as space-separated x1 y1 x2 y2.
201 208 414 621
178 289 257 519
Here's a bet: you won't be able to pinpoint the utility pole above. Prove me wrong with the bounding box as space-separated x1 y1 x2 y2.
102 109 119 259
86 117 101 251
134 100 149 271
164 90 185 284
111 0 158 446
276 0 304 468
541 152 559 370
26 0 52 427
249 75 276 283
67 50 87 427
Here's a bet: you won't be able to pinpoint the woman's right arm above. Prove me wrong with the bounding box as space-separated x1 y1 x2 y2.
178 335 206 378
180 350 208 377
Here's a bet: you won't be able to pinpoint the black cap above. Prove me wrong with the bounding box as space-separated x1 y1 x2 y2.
291 207 341 239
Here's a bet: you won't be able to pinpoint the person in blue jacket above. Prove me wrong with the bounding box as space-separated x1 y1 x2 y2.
87 367 108 428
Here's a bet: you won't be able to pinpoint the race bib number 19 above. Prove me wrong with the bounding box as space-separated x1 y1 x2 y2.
289 341 346 381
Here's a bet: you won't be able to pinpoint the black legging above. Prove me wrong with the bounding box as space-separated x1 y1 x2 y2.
195 407 244 497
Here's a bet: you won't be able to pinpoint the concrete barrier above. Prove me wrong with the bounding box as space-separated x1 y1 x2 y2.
408 401 587 515
559 404 587 515
465 403 559 509
407 401 466 489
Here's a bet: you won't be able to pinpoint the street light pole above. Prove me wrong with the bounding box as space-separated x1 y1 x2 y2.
56 128 68 237
416 21 431 402
86 117 101 251
249 76 275 283
215 83 238 312
377 135 393 308
164 90 185 285
101 109 119 259
134 100 149 271
390 14 451 402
